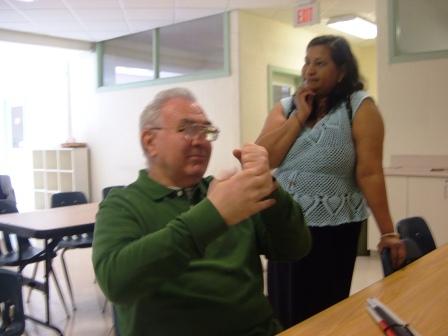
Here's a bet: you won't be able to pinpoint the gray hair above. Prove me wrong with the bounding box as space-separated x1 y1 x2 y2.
139 87 197 132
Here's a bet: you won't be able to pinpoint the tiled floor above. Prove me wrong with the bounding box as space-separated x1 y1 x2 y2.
15 249 383 336
350 251 383 294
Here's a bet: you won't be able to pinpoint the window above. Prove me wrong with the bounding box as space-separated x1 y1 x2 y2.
98 13 229 88
267 66 301 110
159 14 224 78
102 30 154 86
390 0 448 62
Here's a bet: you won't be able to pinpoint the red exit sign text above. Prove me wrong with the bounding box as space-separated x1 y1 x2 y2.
297 7 314 24
294 2 320 27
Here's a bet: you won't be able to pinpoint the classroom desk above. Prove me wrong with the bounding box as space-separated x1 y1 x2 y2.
279 243 448 336
0 202 98 335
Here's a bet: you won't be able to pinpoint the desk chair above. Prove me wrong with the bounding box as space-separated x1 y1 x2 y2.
396 216 436 255
102 185 125 200
0 201 70 317
0 175 16 203
380 238 423 276
48 191 90 311
0 269 25 336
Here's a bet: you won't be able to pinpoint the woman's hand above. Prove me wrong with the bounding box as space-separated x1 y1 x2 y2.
293 84 315 125
378 236 406 269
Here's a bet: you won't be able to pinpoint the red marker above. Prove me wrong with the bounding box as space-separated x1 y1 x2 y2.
367 306 397 336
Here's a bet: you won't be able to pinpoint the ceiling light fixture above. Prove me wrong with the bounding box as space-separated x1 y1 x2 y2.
326 15 377 40
15 0 37 2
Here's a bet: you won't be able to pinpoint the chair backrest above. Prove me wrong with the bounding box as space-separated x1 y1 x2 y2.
0 269 25 336
0 200 18 215
381 238 423 276
0 175 16 203
0 202 31 257
0 201 19 255
51 191 88 208
102 185 125 200
396 216 436 255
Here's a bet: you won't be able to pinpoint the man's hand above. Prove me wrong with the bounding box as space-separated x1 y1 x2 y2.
232 143 271 174
208 144 276 226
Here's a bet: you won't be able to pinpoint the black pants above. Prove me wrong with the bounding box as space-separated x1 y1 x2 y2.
267 221 363 329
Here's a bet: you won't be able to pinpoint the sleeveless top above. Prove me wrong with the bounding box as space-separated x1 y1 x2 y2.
274 90 370 227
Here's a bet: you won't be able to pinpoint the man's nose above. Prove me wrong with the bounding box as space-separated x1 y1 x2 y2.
189 132 208 144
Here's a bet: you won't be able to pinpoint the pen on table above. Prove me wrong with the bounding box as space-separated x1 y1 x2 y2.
367 298 419 336
366 305 397 336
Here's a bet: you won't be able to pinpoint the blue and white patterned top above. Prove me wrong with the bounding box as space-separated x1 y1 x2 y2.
274 90 370 227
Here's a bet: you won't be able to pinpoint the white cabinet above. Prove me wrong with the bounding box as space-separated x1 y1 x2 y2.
368 155 448 251
407 177 448 247
32 148 90 209
368 175 448 250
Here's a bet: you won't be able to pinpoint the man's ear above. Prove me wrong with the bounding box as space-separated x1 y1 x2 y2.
141 130 157 157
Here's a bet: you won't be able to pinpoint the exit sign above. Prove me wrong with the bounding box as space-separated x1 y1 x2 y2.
294 1 320 27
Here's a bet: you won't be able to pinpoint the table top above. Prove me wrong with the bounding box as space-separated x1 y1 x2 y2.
0 202 99 239
279 244 448 336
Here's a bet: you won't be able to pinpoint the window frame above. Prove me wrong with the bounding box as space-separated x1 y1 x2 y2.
96 12 230 91
267 65 301 111
389 0 448 63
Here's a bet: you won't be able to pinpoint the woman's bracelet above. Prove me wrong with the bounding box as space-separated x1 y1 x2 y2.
380 232 400 239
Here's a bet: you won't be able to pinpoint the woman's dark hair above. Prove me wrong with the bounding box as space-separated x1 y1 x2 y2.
307 35 364 115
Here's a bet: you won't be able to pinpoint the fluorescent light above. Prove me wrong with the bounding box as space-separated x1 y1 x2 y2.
15 0 37 2
327 16 377 40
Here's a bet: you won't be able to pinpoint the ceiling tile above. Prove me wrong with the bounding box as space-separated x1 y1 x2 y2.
0 0 12 10
83 20 129 31
229 0 293 9
174 0 229 8
74 8 124 21
121 0 174 9
0 0 377 43
174 8 224 22
7 0 66 9
124 8 174 21
90 31 127 41
0 9 28 22
35 21 84 31
0 22 32 30
128 19 173 32
40 31 92 40
20 9 75 22
65 0 121 9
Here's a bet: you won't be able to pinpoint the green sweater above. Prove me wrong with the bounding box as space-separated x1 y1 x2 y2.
92 170 311 336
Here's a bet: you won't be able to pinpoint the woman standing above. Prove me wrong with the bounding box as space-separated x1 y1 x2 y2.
256 35 405 328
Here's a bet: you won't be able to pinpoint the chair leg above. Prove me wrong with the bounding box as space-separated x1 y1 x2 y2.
26 262 40 302
50 268 71 318
61 248 77 311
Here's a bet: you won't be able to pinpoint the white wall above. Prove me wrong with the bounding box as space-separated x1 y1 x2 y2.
73 12 241 202
377 0 448 165
353 43 378 100
0 40 95 211
238 11 315 144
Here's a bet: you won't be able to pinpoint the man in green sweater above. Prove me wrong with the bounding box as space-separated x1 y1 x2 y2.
92 87 311 336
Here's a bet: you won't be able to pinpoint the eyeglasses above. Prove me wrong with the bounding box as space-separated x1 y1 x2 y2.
149 123 220 142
